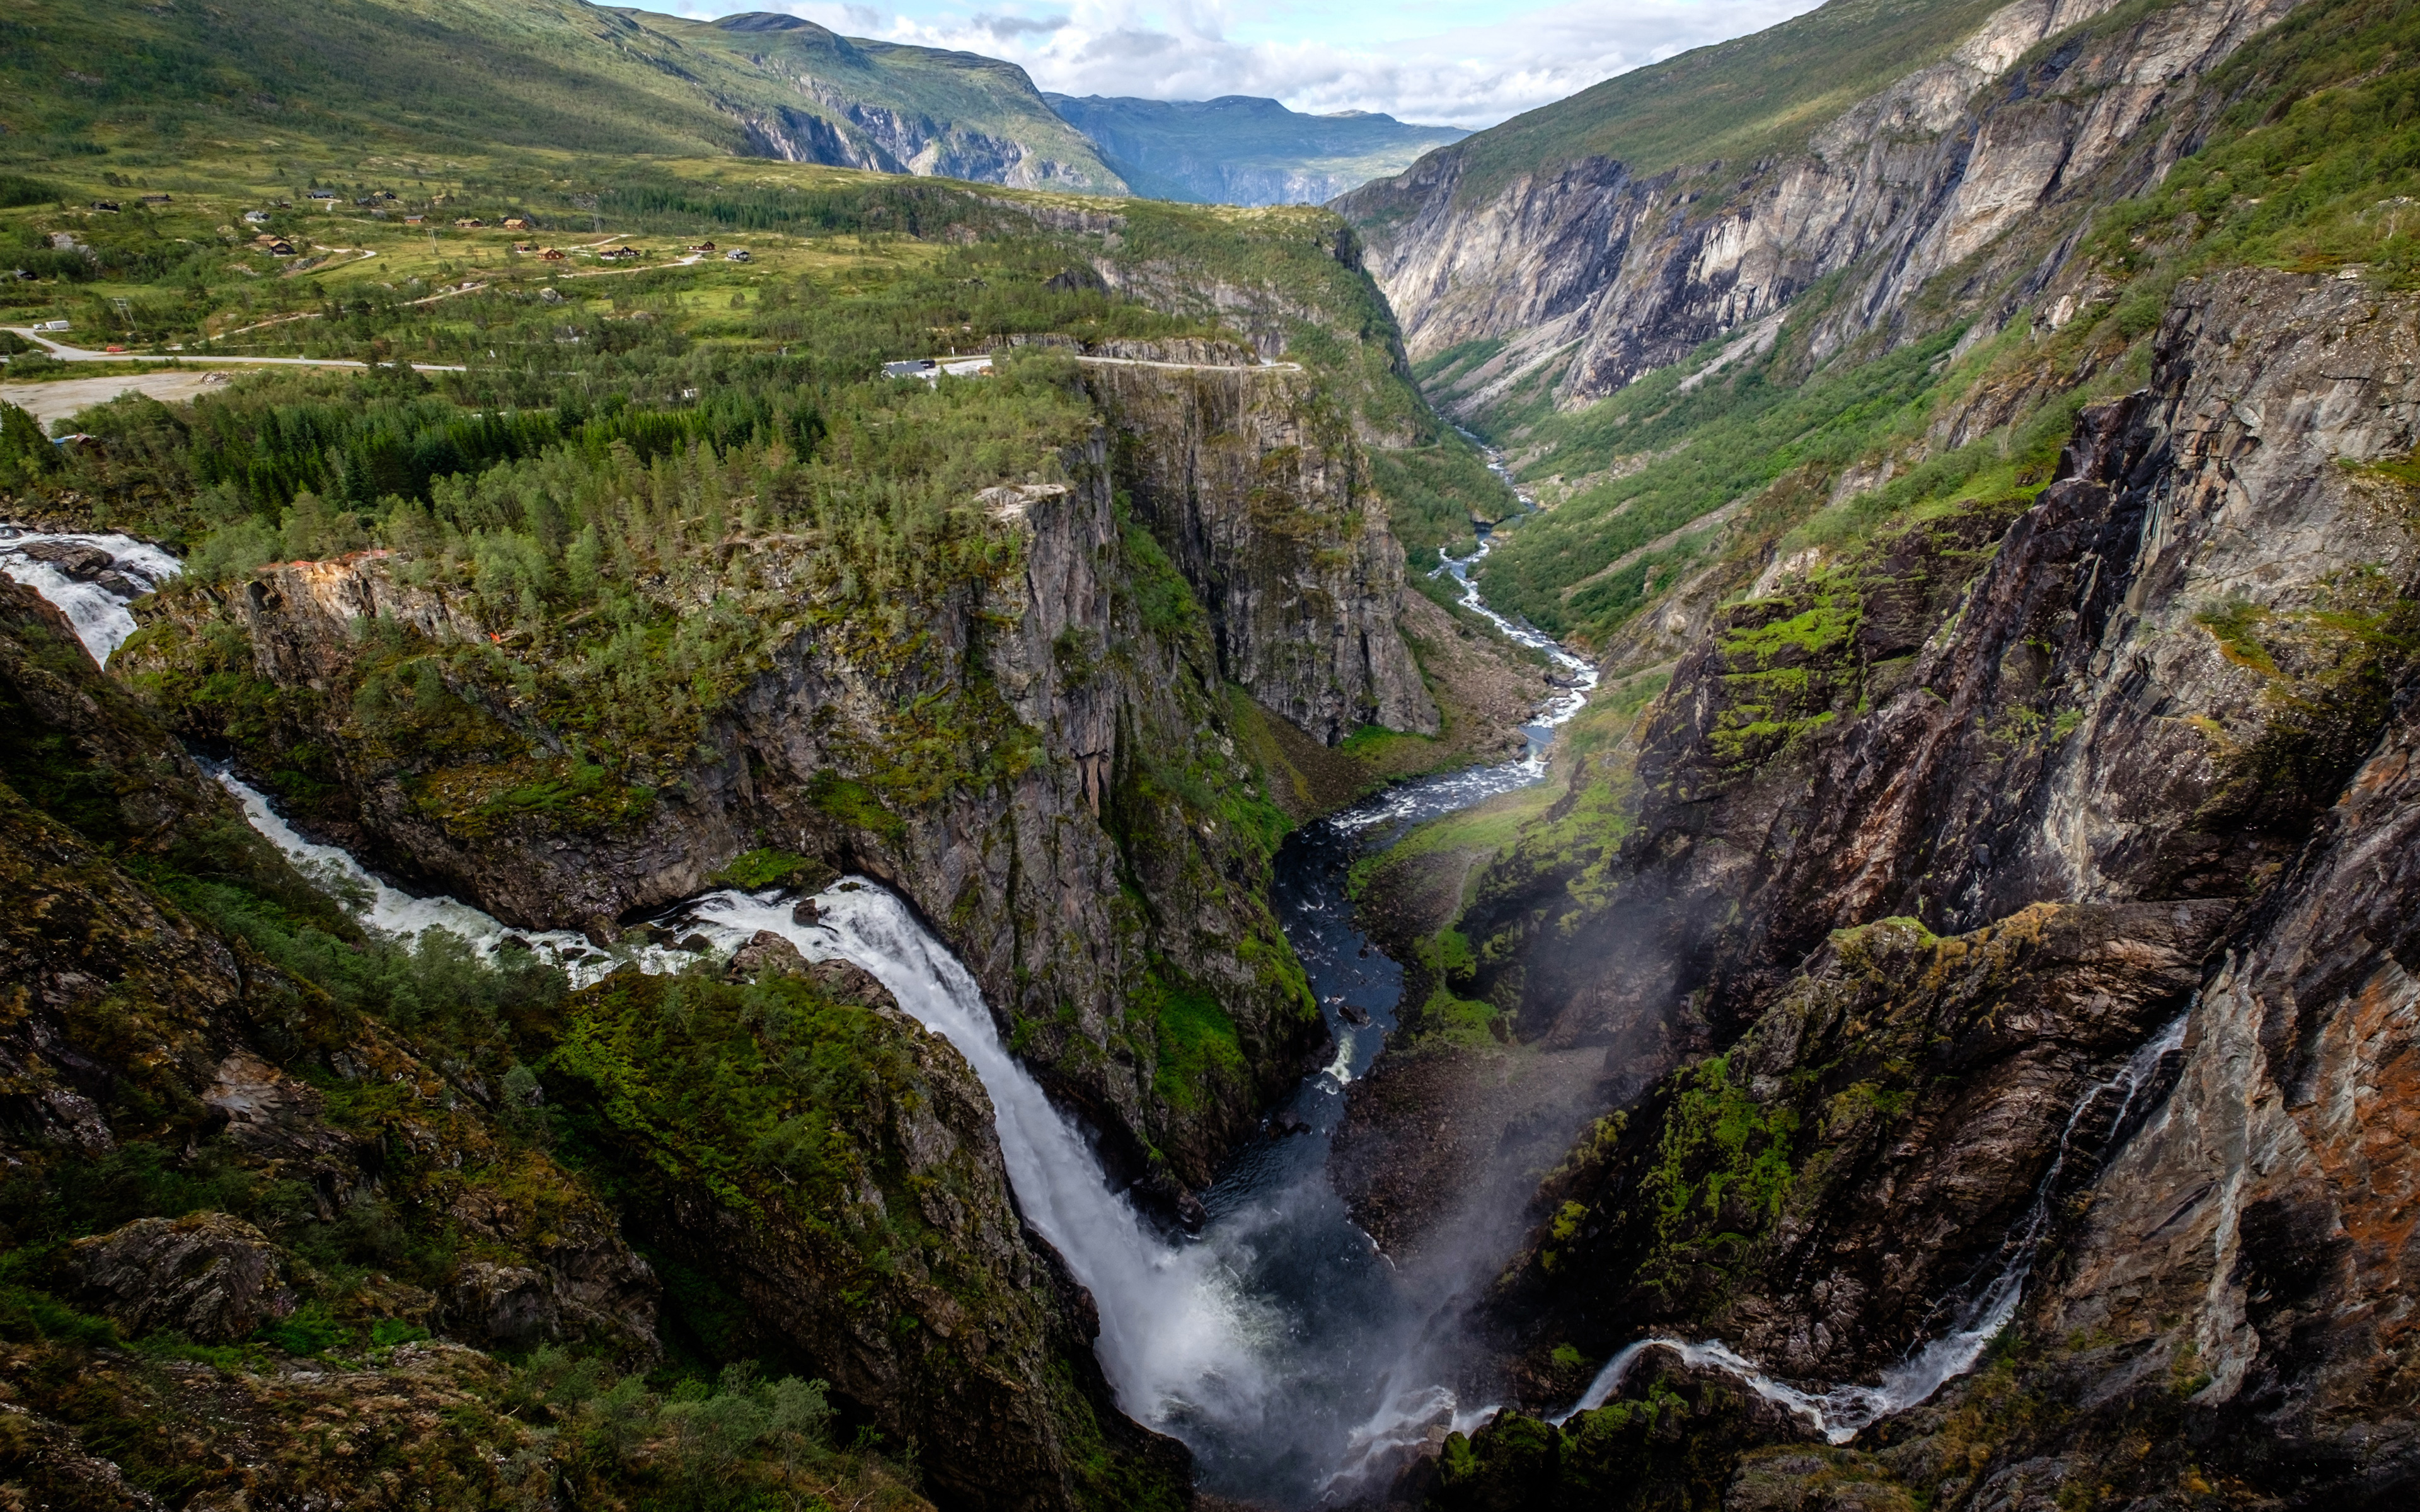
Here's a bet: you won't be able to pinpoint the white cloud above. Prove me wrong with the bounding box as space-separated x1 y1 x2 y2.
643 0 1825 127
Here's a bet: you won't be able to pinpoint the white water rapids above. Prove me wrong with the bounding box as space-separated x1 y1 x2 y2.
1557 1011 2194 1441
0 525 183 665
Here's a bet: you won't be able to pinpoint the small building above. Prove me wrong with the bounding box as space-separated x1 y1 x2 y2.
883 358 938 380
402 214 425 225
501 217 530 231
687 241 717 253
454 218 483 228
599 246 641 261
89 200 120 212
538 248 566 261
723 248 750 263
306 190 336 200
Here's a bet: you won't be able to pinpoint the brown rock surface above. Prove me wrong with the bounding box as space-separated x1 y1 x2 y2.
68 1212 297 1343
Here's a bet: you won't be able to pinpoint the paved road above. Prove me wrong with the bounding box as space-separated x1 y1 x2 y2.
4 327 465 373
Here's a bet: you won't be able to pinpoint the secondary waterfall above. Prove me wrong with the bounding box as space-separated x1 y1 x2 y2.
1557 1011 2194 1440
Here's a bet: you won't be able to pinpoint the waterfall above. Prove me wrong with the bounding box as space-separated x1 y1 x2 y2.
0 527 183 665
216 760 1274 1430
671 888 1272 1429
4 500 1611 1503
1558 1011 2193 1441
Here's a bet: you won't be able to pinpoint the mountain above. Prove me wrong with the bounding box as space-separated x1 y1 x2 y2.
0 0 1126 192
1045 93 1468 205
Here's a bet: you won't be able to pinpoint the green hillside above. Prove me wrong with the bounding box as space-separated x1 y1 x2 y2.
1046 94 1466 205
0 0 1124 192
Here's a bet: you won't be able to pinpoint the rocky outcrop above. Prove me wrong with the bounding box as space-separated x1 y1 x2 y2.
537 964 1192 1512
124 433 1323 1200
68 1212 297 1343
1083 356 1441 742
1341 0 2303 415
1405 269 2420 1504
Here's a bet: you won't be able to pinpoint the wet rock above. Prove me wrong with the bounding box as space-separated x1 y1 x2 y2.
727 928 810 981
93 570 142 597
15 539 113 578
790 896 821 927
1270 1109 1311 1137
69 1212 297 1343
674 933 710 953
1338 1000 1370 1026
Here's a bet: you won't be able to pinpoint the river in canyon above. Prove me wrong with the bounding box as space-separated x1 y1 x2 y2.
4 510 1607 1505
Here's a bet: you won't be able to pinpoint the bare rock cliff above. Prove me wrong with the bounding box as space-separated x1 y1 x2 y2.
1340 0 2303 415
1083 354 1440 742
1413 267 2420 1507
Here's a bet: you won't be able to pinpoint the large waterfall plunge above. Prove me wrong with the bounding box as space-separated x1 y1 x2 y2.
6 512 1599 1505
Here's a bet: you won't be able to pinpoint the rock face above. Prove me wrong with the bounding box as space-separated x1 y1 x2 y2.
543 965 1190 1512
1456 267 2420 1082
1083 353 1441 742
124 433 1325 1199
1339 0 2302 415
1420 269 2420 1503
69 1212 297 1343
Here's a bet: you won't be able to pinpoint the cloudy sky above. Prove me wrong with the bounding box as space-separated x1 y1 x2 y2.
632 0 1826 127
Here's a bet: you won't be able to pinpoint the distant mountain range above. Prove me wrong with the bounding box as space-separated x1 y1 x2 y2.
1044 95 1469 206
0 0 1458 206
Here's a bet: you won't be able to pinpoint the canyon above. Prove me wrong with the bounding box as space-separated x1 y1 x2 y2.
4 0 2420 1506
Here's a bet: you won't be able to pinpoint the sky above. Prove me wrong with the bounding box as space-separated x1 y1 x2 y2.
631 0 1828 128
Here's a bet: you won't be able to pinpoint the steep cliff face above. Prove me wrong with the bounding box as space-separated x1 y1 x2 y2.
1082 353 1440 743
538 961 1190 1512
123 432 1323 1201
1455 267 2420 1078
1401 269 2420 1505
1341 0 2300 415
0 576 1177 1511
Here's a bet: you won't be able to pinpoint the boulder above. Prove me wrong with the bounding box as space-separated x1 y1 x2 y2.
14 540 113 579
726 928 810 982
69 1212 296 1343
444 1261 559 1344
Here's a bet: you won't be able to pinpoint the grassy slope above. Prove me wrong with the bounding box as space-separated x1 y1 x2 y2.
0 0 1123 189
1044 94 1467 203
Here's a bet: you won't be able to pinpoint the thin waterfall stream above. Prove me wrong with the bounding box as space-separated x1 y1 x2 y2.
1555 1011 2196 1440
